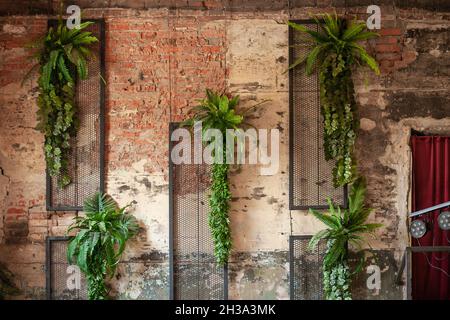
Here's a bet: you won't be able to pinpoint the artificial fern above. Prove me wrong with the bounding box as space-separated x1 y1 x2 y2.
182 90 265 265
67 193 139 300
288 13 379 187
182 90 241 265
29 20 98 187
308 177 382 299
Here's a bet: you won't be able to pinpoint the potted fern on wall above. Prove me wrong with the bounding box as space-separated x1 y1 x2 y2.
67 193 139 300
308 177 382 300
288 13 380 187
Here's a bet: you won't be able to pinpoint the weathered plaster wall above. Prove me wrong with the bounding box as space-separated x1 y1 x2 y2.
0 3 449 299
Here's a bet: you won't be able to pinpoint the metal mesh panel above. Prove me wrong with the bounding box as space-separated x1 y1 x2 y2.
169 124 227 300
290 235 326 300
46 237 87 300
289 21 346 209
47 20 105 211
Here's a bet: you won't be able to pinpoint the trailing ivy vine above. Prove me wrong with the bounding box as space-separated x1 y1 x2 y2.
209 150 232 264
308 177 382 299
183 90 266 265
28 20 98 187
288 13 380 187
323 254 351 300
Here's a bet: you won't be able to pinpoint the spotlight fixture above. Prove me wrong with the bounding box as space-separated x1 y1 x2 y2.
438 211 450 230
410 219 427 239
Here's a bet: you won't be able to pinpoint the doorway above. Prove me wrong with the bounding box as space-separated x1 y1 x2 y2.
411 134 450 299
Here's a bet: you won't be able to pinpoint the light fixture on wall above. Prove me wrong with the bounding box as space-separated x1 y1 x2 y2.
410 219 427 239
438 211 450 230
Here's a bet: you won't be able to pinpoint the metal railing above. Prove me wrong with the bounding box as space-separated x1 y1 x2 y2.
409 201 450 218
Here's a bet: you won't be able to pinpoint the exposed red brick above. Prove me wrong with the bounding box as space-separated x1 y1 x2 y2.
379 28 403 36
376 44 401 53
376 53 402 61
6 207 26 215
376 36 398 44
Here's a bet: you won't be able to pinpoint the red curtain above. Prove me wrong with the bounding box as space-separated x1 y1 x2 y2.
411 136 450 300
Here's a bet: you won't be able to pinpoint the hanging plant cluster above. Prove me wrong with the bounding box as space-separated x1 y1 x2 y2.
288 13 380 187
308 178 382 300
183 89 264 265
67 193 139 300
289 13 383 300
28 20 98 187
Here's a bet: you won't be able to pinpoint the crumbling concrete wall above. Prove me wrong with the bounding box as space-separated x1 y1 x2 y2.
0 3 449 300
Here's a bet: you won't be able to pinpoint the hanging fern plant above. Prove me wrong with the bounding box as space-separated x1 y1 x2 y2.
288 13 380 187
308 177 382 299
183 89 266 265
28 20 98 187
67 192 139 300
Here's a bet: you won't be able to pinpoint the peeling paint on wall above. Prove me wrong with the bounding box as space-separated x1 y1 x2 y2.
0 5 449 300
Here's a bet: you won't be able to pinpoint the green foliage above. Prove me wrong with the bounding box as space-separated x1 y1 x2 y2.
209 154 232 265
288 13 379 187
308 177 382 299
323 255 352 300
67 192 139 300
182 89 244 134
29 20 98 187
0 262 20 300
182 90 242 265
182 89 264 265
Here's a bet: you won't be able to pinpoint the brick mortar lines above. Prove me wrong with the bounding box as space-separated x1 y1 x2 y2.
1 1 450 14
1 6 449 20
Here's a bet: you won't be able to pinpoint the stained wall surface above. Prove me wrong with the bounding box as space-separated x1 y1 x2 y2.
0 1 449 299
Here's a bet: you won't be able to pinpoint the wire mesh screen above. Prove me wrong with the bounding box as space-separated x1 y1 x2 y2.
290 235 326 300
46 237 87 300
169 123 227 300
289 20 346 209
46 19 105 211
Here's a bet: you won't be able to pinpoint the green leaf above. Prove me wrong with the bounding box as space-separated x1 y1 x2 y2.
287 21 308 33
66 192 138 299
40 62 52 90
358 48 380 75
308 229 329 251
305 44 329 75
77 56 87 79
49 50 60 69
286 55 307 73
309 208 340 229
350 31 379 42
342 22 366 41
67 229 89 263
77 241 89 273
57 55 73 83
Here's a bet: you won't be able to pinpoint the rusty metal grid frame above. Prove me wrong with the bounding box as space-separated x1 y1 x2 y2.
169 123 228 300
289 235 326 300
45 236 87 300
288 19 348 210
46 19 105 211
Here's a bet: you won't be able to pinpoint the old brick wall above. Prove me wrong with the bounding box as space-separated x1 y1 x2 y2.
0 2 449 299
